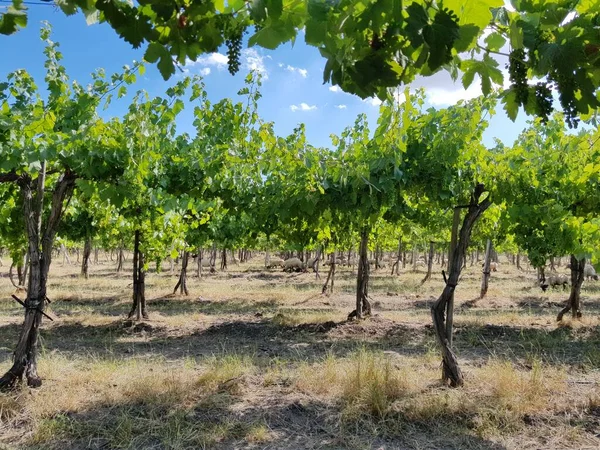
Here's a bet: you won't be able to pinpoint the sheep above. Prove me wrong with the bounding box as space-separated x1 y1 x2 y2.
266 257 285 269
540 274 570 291
323 257 344 266
585 264 598 281
368 259 387 269
565 262 598 281
305 257 319 271
198 258 216 273
481 261 499 272
283 257 306 273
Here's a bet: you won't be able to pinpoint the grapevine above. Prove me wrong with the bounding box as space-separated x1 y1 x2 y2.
508 49 528 107
533 82 553 124
226 26 245 76
549 69 579 129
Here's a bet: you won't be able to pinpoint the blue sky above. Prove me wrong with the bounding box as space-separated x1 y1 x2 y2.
0 4 531 149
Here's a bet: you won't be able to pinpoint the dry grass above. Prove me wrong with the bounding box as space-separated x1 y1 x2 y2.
0 255 600 449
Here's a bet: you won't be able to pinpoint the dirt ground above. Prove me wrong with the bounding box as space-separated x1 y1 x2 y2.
0 254 599 449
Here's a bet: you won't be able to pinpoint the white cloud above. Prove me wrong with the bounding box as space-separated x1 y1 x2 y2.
290 103 317 112
183 50 269 79
424 70 509 107
242 48 268 79
404 66 509 108
335 104 347 109
363 97 382 107
390 89 407 105
329 86 341 92
283 64 308 78
189 53 228 69
427 84 481 106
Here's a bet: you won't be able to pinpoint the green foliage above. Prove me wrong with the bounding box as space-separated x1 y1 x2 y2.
3 0 598 125
0 0 26 35
499 115 600 266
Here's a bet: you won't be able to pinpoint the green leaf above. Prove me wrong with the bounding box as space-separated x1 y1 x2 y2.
484 32 506 51
144 43 175 80
461 55 502 95
454 25 480 52
444 0 502 29
305 17 327 45
57 0 78 16
248 24 295 49
266 0 283 19
144 43 164 63
501 88 519 121
423 9 460 71
250 0 267 21
0 6 27 35
461 62 477 89
509 19 524 49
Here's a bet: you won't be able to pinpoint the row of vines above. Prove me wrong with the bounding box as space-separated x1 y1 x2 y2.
0 27 599 390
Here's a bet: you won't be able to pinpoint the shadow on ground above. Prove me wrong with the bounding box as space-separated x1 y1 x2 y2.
19 387 512 450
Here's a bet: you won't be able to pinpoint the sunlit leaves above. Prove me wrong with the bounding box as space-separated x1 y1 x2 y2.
461 54 504 95
0 0 27 35
499 117 600 263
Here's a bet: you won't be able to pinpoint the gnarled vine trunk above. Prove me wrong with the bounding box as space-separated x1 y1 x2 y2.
18 253 28 286
174 249 189 295
349 228 372 320
480 239 492 299
81 237 92 279
430 184 491 387
197 249 204 278
128 230 147 320
391 237 402 276
0 169 75 390
321 252 335 295
61 244 71 266
557 255 585 321
116 244 124 273
311 247 322 280
411 246 417 271
220 248 227 271
421 241 435 284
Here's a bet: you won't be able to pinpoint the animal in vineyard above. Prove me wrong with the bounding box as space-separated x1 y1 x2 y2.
305 257 319 271
481 261 499 272
282 257 306 273
323 257 345 266
369 259 387 269
565 262 598 281
584 264 598 281
540 274 570 291
199 258 217 273
266 257 285 269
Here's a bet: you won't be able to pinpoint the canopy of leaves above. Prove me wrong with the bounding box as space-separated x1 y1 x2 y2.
498 115 600 266
3 0 598 126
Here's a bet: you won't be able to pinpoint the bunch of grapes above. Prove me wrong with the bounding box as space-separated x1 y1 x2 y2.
533 82 553 124
226 26 245 76
508 48 529 106
549 69 580 128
